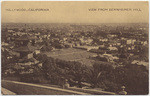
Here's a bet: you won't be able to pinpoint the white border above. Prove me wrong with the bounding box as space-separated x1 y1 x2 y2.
1 0 149 2
0 0 149 96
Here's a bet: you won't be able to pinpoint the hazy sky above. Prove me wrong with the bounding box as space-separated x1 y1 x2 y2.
2 1 149 23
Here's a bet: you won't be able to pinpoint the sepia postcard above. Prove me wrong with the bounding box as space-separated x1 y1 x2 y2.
1 1 149 95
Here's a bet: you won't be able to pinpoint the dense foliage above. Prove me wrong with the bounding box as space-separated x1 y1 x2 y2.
2 53 148 95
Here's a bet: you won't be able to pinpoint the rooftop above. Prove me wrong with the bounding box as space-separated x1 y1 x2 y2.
14 45 37 52
15 34 36 41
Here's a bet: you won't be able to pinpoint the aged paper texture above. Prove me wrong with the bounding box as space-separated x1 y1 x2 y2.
1 1 149 95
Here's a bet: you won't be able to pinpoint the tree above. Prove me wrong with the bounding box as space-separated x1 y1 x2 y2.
114 63 148 95
85 62 114 88
35 54 48 62
55 60 88 88
68 61 88 88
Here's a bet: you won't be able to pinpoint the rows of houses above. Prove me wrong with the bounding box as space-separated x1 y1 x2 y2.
2 24 149 75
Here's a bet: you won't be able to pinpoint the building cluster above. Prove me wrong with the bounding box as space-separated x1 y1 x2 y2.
2 23 148 75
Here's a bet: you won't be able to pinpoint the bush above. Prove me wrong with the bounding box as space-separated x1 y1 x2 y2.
97 80 120 92
114 64 148 95
20 74 48 84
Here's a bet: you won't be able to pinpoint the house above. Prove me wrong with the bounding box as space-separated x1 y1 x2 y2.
35 50 40 54
131 60 149 70
108 46 118 51
14 34 37 59
103 53 119 62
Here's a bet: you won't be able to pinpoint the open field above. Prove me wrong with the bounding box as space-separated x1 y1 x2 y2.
43 48 97 66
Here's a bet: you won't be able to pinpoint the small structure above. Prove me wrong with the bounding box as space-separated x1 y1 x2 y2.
14 34 37 59
63 79 70 89
13 34 40 74
132 60 149 70
118 86 127 95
